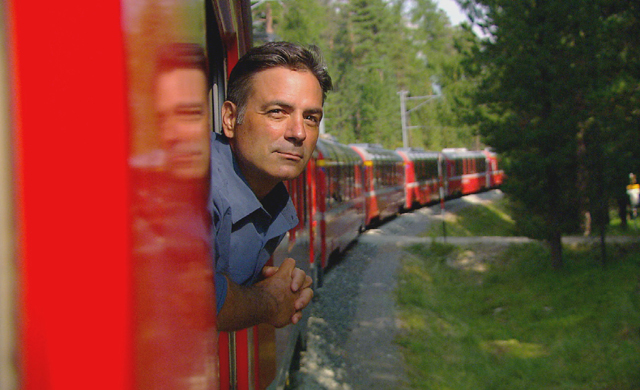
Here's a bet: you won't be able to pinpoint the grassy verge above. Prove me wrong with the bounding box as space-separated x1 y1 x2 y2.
609 210 640 237
397 243 640 389
424 196 516 238
425 195 640 238
397 197 640 389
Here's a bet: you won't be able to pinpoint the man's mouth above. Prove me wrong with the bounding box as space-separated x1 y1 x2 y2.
277 151 303 161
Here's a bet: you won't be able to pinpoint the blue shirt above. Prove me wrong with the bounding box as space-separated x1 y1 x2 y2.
209 132 299 313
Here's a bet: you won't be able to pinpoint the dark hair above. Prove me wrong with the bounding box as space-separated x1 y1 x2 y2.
226 42 333 122
156 42 208 78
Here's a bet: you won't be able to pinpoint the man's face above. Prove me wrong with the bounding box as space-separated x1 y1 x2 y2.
156 68 210 179
222 67 323 198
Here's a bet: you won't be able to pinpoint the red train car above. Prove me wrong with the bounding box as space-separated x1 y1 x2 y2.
396 148 441 209
269 136 365 386
3 1 265 389
315 137 366 272
349 144 405 226
2 1 505 387
441 149 489 197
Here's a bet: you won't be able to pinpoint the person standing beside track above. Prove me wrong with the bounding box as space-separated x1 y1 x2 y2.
212 42 333 331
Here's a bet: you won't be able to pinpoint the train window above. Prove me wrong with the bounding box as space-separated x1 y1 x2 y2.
478 157 486 173
207 1 225 134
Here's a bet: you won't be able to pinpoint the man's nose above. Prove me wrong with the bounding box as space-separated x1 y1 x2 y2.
285 115 307 144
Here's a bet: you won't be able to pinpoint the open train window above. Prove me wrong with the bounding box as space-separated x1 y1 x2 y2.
206 2 226 135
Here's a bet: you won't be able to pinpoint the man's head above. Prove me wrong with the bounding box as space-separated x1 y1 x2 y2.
226 42 333 124
222 42 333 199
155 43 210 180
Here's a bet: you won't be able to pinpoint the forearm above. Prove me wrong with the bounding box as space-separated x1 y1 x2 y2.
216 259 312 332
216 275 275 332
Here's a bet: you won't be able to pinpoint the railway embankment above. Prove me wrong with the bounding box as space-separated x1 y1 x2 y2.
290 190 505 389
289 189 639 389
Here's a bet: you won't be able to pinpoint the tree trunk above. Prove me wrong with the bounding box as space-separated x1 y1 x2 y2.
599 225 607 266
548 230 563 269
617 196 628 230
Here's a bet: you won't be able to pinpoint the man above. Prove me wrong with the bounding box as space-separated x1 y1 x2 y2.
211 42 333 331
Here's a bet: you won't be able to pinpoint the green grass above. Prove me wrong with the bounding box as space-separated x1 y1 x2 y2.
426 196 640 239
425 197 516 238
397 240 640 389
608 210 640 237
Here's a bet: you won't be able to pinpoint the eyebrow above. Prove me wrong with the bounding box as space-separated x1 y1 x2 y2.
305 108 324 116
262 100 323 115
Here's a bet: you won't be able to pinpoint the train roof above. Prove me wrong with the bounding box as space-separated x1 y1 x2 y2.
441 148 486 160
395 147 440 161
315 137 362 165
349 143 402 162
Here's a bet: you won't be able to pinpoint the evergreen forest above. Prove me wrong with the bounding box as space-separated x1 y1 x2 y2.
250 0 640 267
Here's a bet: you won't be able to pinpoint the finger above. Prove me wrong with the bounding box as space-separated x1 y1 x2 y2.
291 311 302 325
294 287 313 311
290 266 307 292
277 258 296 276
302 275 312 289
261 265 278 278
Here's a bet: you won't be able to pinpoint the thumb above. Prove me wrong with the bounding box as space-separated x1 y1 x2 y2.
261 265 279 278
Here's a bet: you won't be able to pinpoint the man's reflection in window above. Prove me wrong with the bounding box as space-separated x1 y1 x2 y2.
131 43 218 390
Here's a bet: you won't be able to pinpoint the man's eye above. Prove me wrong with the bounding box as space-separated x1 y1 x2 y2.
267 109 286 118
305 115 320 125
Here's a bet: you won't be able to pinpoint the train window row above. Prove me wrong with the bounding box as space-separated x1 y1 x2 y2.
373 162 403 189
326 163 358 205
449 156 487 177
414 159 439 182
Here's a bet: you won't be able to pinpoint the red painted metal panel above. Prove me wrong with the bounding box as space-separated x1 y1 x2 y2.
253 326 261 389
218 333 231 390
9 1 133 389
235 329 250 390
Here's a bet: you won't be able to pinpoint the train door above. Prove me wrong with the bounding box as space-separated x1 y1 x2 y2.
485 155 492 188
438 154 448 198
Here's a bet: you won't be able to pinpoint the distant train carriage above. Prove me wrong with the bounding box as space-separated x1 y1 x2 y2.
396 148 441 209
316 137 366 268
483 148 504 188
441 149 489 197
349 144 405 226
269 136 365 387
276 137 365 287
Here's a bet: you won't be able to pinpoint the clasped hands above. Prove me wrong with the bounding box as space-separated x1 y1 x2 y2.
258 257 313 328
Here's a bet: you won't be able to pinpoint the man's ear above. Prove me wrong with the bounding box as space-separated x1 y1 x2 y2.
221 101 238 139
